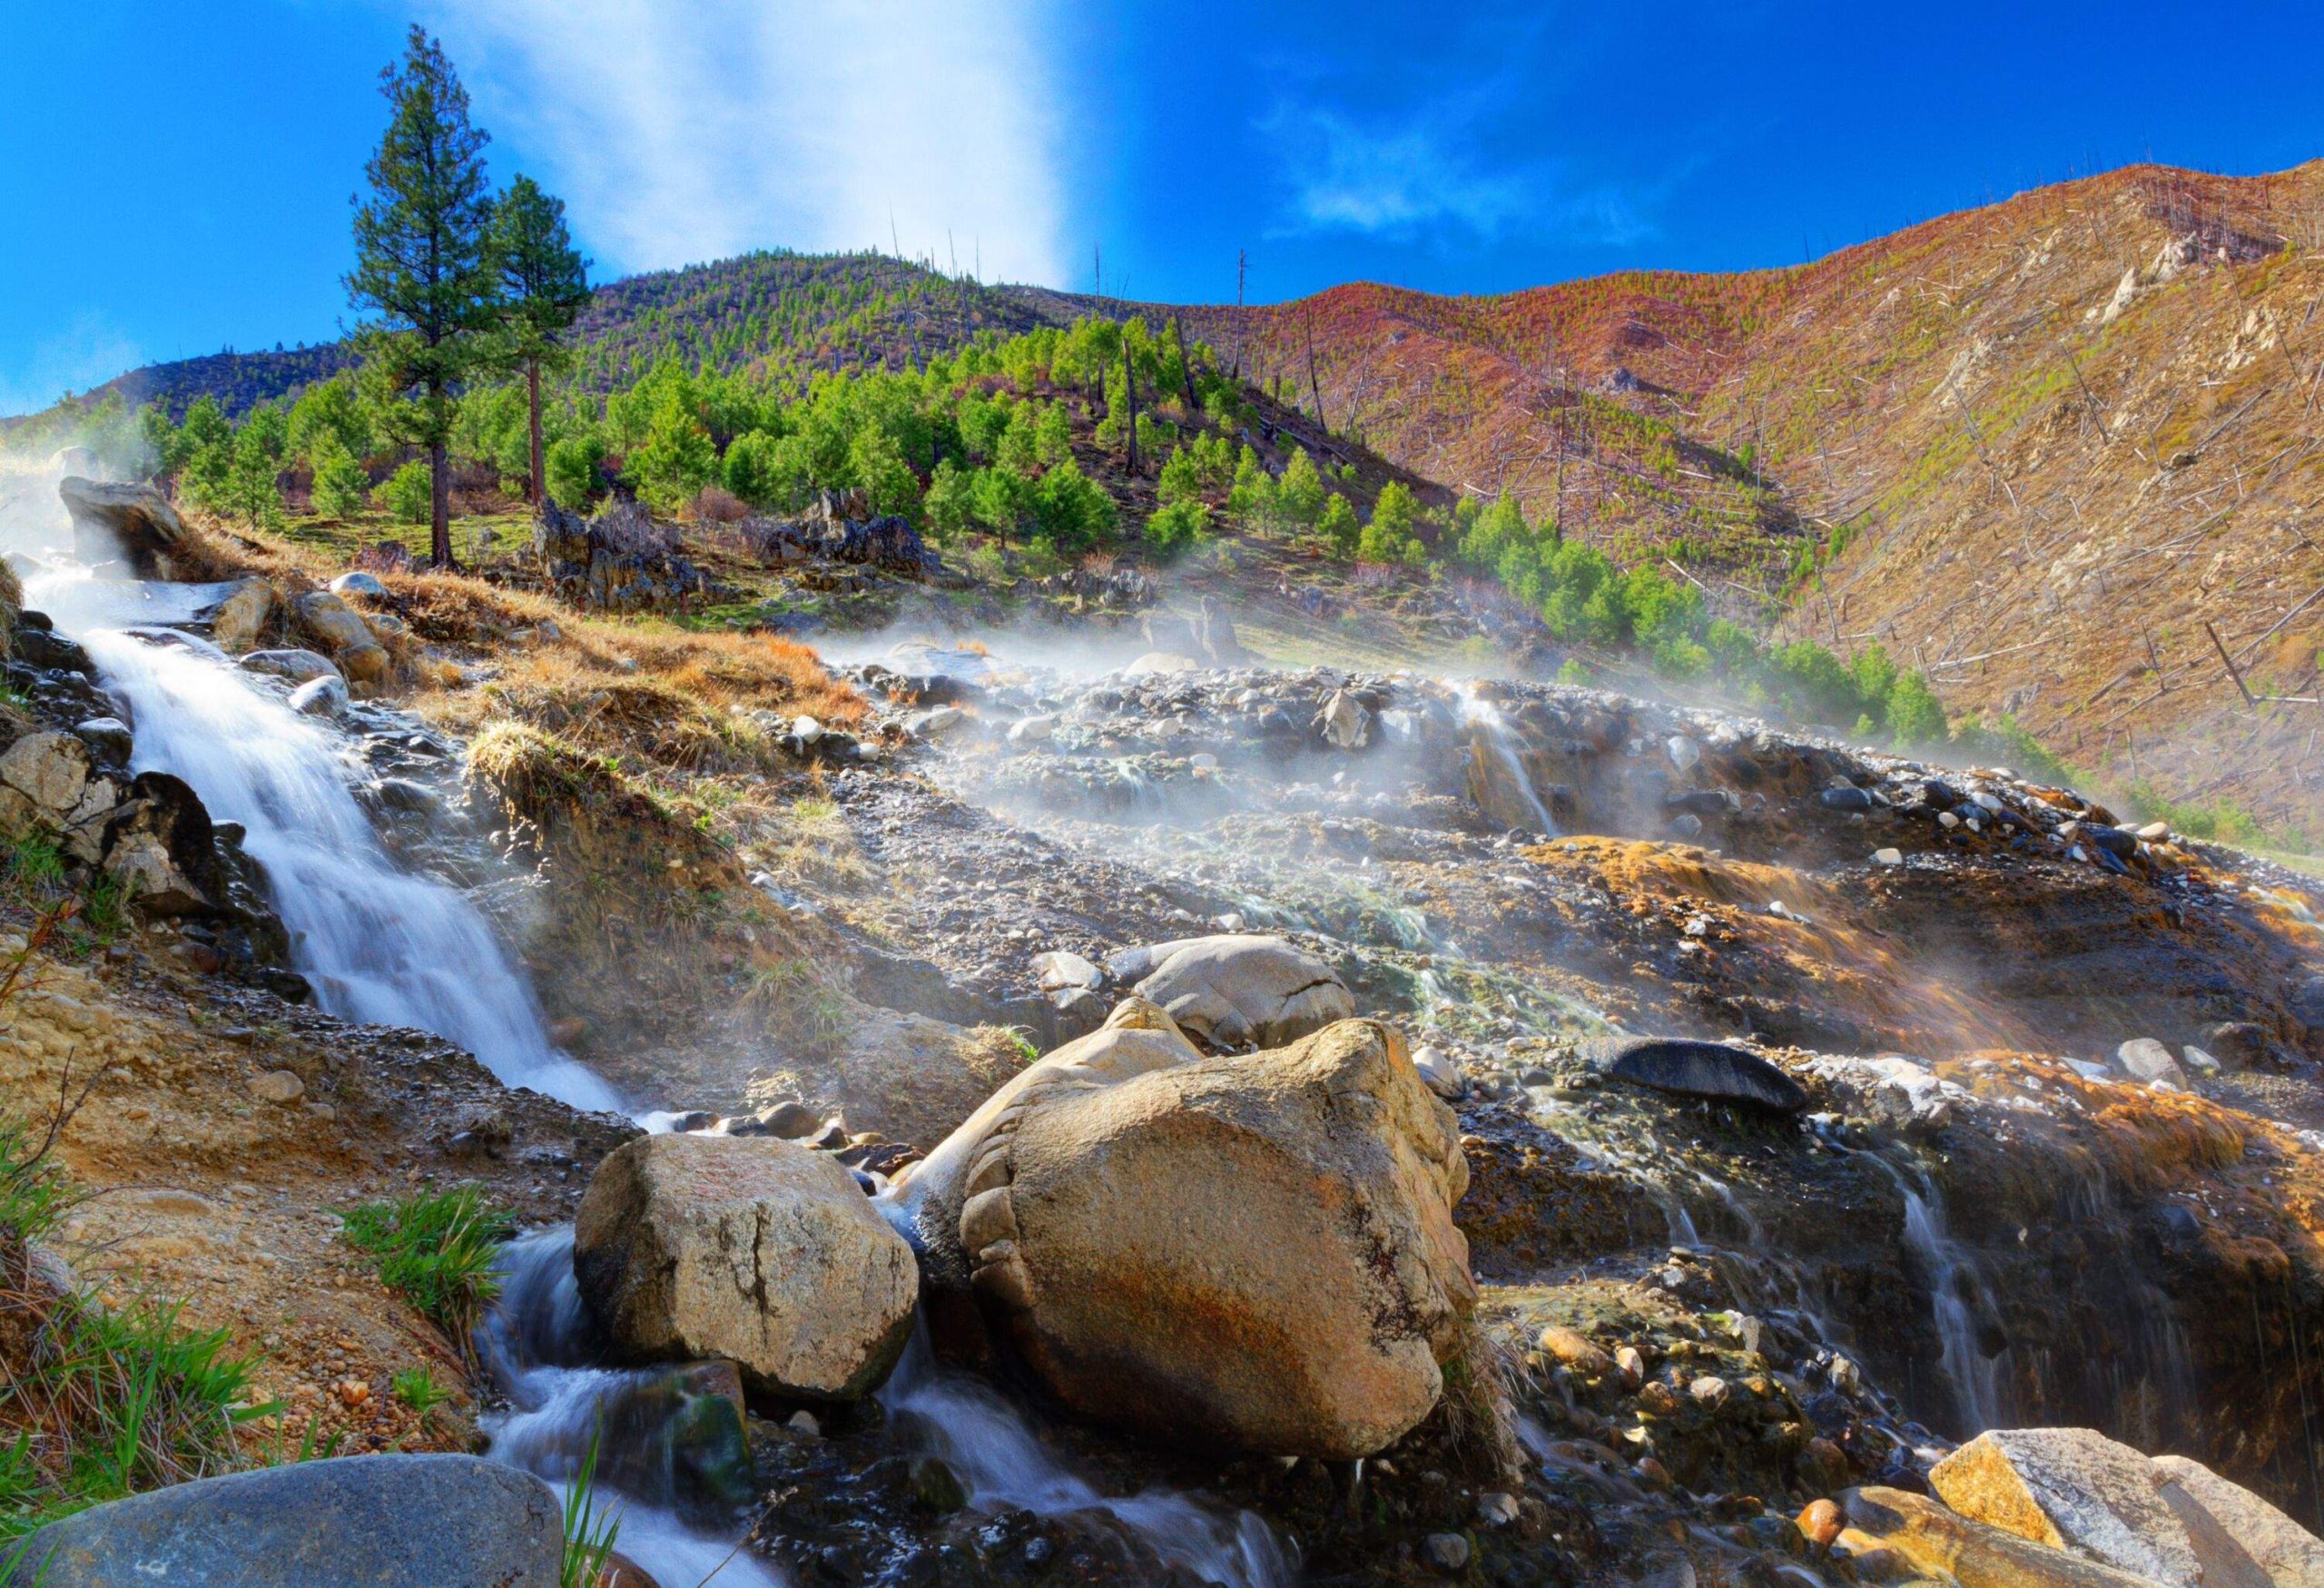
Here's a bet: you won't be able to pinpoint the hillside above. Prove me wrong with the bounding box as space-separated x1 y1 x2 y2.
1121 163 2324 837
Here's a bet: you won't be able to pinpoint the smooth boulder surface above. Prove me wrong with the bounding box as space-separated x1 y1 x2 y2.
1832 1485 2159 1588
6 1454 563 1587
204 577 274 654
1583 1034 1808 1114
912 1003 1476 1457
291 591 390 684
1930 1427 2216 1588
1108 932 1355 1049
2153 1454 2324 1588
238 647 341 686
575 1133 920 1399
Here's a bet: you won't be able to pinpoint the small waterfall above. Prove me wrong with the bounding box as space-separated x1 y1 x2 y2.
479 1231 783 1588
1456 684 1558 835
878 1327 1291 1588
1870 1154 2004 1435
44 587 618 1115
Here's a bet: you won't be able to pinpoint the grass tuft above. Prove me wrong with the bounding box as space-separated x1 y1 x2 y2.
340 1189 515 1347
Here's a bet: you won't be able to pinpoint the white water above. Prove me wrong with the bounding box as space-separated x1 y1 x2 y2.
29 572 620 1116
1870 1154 2003 1435
878 1326 1291 1587
1456 683 1558 835
481 1231 783 1588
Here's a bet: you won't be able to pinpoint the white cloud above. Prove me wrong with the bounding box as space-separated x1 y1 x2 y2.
0 311 143 418
1265 102 1654 251
415 0 1070 285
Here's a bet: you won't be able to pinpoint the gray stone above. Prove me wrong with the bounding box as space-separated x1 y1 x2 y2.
0 732 90 819
2153 1453 2324 1588
1031 950 1104 992
1423 1534 1472 1573
2115 1038 2189 1089
72 718 132 764
1411 1044 1466 1100
206 577 275 654
7 1454 562 1586
328 570 390 599
288 675 349 717
1582 1034 1807 1113
1315 689 1373 750
239 648 342 686
1108 933 1355 1050
56 478 188 577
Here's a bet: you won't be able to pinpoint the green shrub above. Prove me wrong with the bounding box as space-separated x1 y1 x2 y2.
545 435 606 511
378 460 432 525
340 1189 515 1343
1144 499 1209 558
309 441 370 522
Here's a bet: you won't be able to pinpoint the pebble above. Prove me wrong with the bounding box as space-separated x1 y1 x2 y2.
1689 1374 1731 1411
249 1070 306 1105
1476 1491 1520 1528
785 1409 821 1439
1614 1344 1648 1389
1872 847 1903 866
1798 1497 1844 1549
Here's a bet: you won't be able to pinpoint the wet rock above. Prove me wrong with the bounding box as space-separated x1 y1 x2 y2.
2114 1038 2190 1089
239 647 342 686
1581 1035 1807 1114
573 1133 920 1399
1819 785 1873 812
2152 1453 2324 1588
1930 1427 2205 1586
8 1453 563 1586
71 717 132 765
591 1359 754 1518
922 1009 1473 1458
1108 933 1355 1050
1412 1043 1466 1100
288 675 349 717
15 626 93 673
1804 1054 1963 1130
56 477 190 577
206 577 275 654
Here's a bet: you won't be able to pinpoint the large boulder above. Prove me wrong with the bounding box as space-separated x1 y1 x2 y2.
2153 1454 2324 1588
1930 1427 2226 1588
205 577 276 654
1107 933 1355 1050
574 1133 919 1399
239 647 341 686
905 1004 1475 1458
291 591 389 685
1830 1484 2160 1587
56 478 189 577
0 731 91 824
7 1454 563 1586
1582 1034 1808 1114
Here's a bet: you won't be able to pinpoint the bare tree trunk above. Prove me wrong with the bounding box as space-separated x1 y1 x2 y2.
527 357 545 508
1304 306 1328 433
1174 317 1198 414
429 435 454 568
1125 342 1140 474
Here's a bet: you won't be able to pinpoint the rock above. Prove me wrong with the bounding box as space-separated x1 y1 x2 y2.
1123 651 1198 677
292 590 380 656
1667 735 1700 772
573 1133 919 1399
1802 1054 1964 1130
288 676 349 717
1030 950 1103 992
2114 1038 2189 1089
749 1100 824 1139
56 477 189 577
2206 1021 2274 1070
206 578 275 654
590 1359 754 1517
1873 846 1904 866
2288 975 2324 1040
1689 1374 1732 1410
913 1008 1474 1458
72 717 132 764
1930 1427 2205 1586
1477 1491 1520 1528
1798 1497 1844 1549
1835 1484 2156 1587
249 1070 305 1104
0 731 90 821
337 641 391 686
1537 1326 1614 1377
1007 715 1055 745
1315 689 1373 750
329 570 390 600
903 705 967 739
1582 1035 1807 1114
7 1453 562 1586
1108 933 1355 1050
239 648 341 686
1819 785 1873 812
1422 1534 1472 1573
15 626 93 673
1412 1043 1466 1100
2152 1453 2324 1588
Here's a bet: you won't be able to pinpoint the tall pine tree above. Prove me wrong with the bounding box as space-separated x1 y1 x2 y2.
346 26 499 567
489 175 590 508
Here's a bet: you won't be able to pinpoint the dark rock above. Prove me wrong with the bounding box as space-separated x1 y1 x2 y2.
2083 824 2139 859
72 717 132 765
1581 1035 1808 1114
1818 785 1873 812
7 1454 563 1586
15 626 92 674
2204 1021 2271 1070
2288 974 2324 1039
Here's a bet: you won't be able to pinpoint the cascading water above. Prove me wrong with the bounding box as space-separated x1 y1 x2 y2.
877 1326 1291 1588
1866 1153 2004 1435
1455 682 1558 836
49 599 621 1117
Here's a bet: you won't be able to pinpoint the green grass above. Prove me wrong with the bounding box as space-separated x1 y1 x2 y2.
0 1117 271 1542
389 1367 448 1416
340 1189 516 1346
559 1427 620 1588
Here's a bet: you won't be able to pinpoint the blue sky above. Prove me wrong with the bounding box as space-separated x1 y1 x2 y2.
2 1 2318 412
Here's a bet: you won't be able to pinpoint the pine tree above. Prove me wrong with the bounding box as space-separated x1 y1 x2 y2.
489 174 591 508
346 26 501 567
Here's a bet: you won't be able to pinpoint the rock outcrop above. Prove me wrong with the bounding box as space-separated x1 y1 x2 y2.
8 1455 564 1587
1107 933 1355 1050
56 477 189 578
904 1003 1475 1457
535 501 722 613
574 1133 919 1399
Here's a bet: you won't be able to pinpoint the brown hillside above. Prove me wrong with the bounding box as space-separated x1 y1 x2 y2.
1071 163 2324 834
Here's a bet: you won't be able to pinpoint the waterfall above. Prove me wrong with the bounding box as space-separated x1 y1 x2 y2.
878 1325 1291 1588
1869 1153 2004 1435
1456 683 1558 835
34 573 619 1116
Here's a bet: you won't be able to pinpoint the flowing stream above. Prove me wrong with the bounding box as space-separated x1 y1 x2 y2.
23 566 1283 1586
